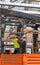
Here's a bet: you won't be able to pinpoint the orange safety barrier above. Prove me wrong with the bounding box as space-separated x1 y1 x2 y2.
23 54 40 65
0 54 1 65
1 54 40 65
1 54 23 65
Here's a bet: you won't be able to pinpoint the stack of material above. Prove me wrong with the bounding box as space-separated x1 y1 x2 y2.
12 26 17 33
4 25 17 53
38 33 40 41
26 32 33 54
34 27 40 53
23 27 34 54
4 26 11 41
37 27 40 53
4 32 10 41
4 25 17 41
34 41 40 53
26 32 33 43
37 27 40 41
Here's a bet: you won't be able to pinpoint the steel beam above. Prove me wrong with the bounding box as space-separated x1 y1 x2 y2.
13 10 40 15
25 0 40 2
0 2 40 8
0 8 40 22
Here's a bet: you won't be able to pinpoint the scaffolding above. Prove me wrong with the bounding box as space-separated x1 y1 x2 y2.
0 0 40 54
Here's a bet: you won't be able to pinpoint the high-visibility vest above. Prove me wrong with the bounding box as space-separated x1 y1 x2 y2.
13 38 20 48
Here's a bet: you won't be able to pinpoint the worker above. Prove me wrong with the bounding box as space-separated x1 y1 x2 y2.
13 35 21 54
21 40 26 53
21 35 26 53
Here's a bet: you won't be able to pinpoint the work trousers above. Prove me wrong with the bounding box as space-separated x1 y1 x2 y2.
14 48 20 54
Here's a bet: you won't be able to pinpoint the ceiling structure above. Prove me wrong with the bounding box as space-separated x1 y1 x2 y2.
25 0 40 2
0 8 40 23
0 1 40 23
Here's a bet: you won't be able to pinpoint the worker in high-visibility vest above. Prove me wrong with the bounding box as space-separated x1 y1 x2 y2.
13 36 21 54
